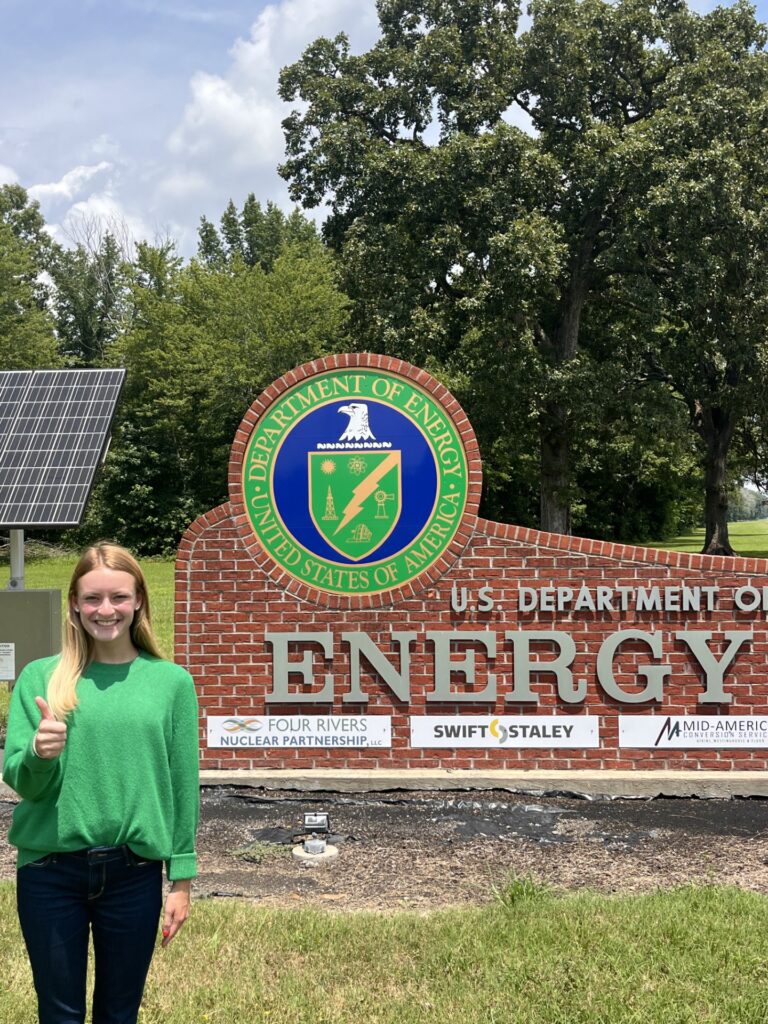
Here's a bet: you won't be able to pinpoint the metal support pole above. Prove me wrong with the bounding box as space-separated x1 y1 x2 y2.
9 529 24 591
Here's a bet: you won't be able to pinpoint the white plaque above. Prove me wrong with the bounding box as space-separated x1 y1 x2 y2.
0 643 15 681
207 714 391 748
410 715 600 748
620 715 768 748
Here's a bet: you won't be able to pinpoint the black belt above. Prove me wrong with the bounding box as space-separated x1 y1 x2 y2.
64 844 132 864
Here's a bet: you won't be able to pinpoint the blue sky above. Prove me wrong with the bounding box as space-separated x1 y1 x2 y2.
0 0 762 257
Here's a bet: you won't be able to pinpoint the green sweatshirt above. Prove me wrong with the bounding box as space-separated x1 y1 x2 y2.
2 651 199 880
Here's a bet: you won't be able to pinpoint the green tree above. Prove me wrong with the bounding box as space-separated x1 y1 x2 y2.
197 217 225 268
198 195 320 272
0 183 55 262
728 487 767 522
0 185 59 370
573 378 702 541
278 0 766 538
608 12 768 554
52 233 131 366
85 239 349 553
69 241 187 552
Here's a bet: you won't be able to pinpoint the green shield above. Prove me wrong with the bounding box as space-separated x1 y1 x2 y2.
309 451 402 561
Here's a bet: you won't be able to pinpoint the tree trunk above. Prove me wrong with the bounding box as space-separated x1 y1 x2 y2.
538 228 594 534
698 405 736 556
540 407 571 534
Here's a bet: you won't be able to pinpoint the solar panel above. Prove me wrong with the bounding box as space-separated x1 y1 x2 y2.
0 368 126 528
0 370 28 443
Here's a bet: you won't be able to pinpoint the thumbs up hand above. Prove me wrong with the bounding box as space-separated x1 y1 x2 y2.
33 697 67 759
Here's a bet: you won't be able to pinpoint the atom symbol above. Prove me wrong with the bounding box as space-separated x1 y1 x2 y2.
348 456 367 476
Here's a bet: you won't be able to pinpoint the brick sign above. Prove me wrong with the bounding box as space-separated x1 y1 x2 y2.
176 354 768 772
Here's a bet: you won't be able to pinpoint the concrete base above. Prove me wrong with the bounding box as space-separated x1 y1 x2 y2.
292 843 339 865
197 768 768 799
3 769 767 802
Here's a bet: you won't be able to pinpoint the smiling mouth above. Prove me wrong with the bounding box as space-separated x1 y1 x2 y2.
95 619 120 625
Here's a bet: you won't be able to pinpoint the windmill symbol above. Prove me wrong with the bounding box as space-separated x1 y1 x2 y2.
374 488 394 519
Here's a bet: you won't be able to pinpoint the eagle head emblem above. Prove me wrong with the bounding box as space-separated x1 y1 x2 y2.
337 403 376 442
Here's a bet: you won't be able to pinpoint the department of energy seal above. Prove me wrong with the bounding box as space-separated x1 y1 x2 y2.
241 368 469 596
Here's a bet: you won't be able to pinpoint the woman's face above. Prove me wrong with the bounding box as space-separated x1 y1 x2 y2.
73 567 142 650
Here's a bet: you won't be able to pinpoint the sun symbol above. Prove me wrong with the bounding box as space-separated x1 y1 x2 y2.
348 456 367 476
320 459 336 475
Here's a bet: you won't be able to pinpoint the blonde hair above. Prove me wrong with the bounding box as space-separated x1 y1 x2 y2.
47 542 164 720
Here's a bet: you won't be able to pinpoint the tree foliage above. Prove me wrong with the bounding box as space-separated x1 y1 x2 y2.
604 7 768 552
52 232 131 366
0 186 60 371
278 0 768 543
198 195 320 271
729 487 768 522
6 10 768 559
79 235 349 553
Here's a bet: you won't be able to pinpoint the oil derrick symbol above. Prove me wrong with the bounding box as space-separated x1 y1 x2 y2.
374 488 394 519
322 486 338 521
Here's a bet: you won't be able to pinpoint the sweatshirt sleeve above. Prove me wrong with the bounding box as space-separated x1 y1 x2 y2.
166 669 200 881
2 661 61 802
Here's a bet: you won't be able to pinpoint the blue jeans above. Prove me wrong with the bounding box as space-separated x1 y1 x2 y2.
16 845 163 1024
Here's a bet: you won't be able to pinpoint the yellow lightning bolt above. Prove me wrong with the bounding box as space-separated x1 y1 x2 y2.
334 452 400 535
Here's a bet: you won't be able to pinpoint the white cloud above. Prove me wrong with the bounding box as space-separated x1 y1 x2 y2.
86 135 123 161
0 164 19 185
28 162 113 203
168 0 379 176
155 169 210 200
5 0 382 258
169 71 284 168
47 190 155 253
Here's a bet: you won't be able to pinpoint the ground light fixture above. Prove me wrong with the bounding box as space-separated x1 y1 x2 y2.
303 811 331 834
293 810 338 864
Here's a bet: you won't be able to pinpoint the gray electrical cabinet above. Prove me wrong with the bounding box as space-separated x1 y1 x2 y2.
0 591 61 683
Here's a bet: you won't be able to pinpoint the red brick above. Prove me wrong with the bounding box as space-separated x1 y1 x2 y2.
177 357 768 770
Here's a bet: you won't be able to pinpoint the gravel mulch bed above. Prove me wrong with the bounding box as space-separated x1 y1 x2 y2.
2 786 767 910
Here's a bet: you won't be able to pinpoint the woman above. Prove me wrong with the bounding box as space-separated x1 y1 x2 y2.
3 542 199 1024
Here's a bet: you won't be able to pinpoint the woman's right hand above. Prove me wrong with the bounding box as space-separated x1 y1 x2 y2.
33 697 67 759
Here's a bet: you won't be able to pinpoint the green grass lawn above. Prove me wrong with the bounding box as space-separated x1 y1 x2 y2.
1 882 767 1023
641 519 768 559
0 554 176 657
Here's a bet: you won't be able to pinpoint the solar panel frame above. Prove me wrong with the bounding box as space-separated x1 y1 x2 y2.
0 368 126 529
